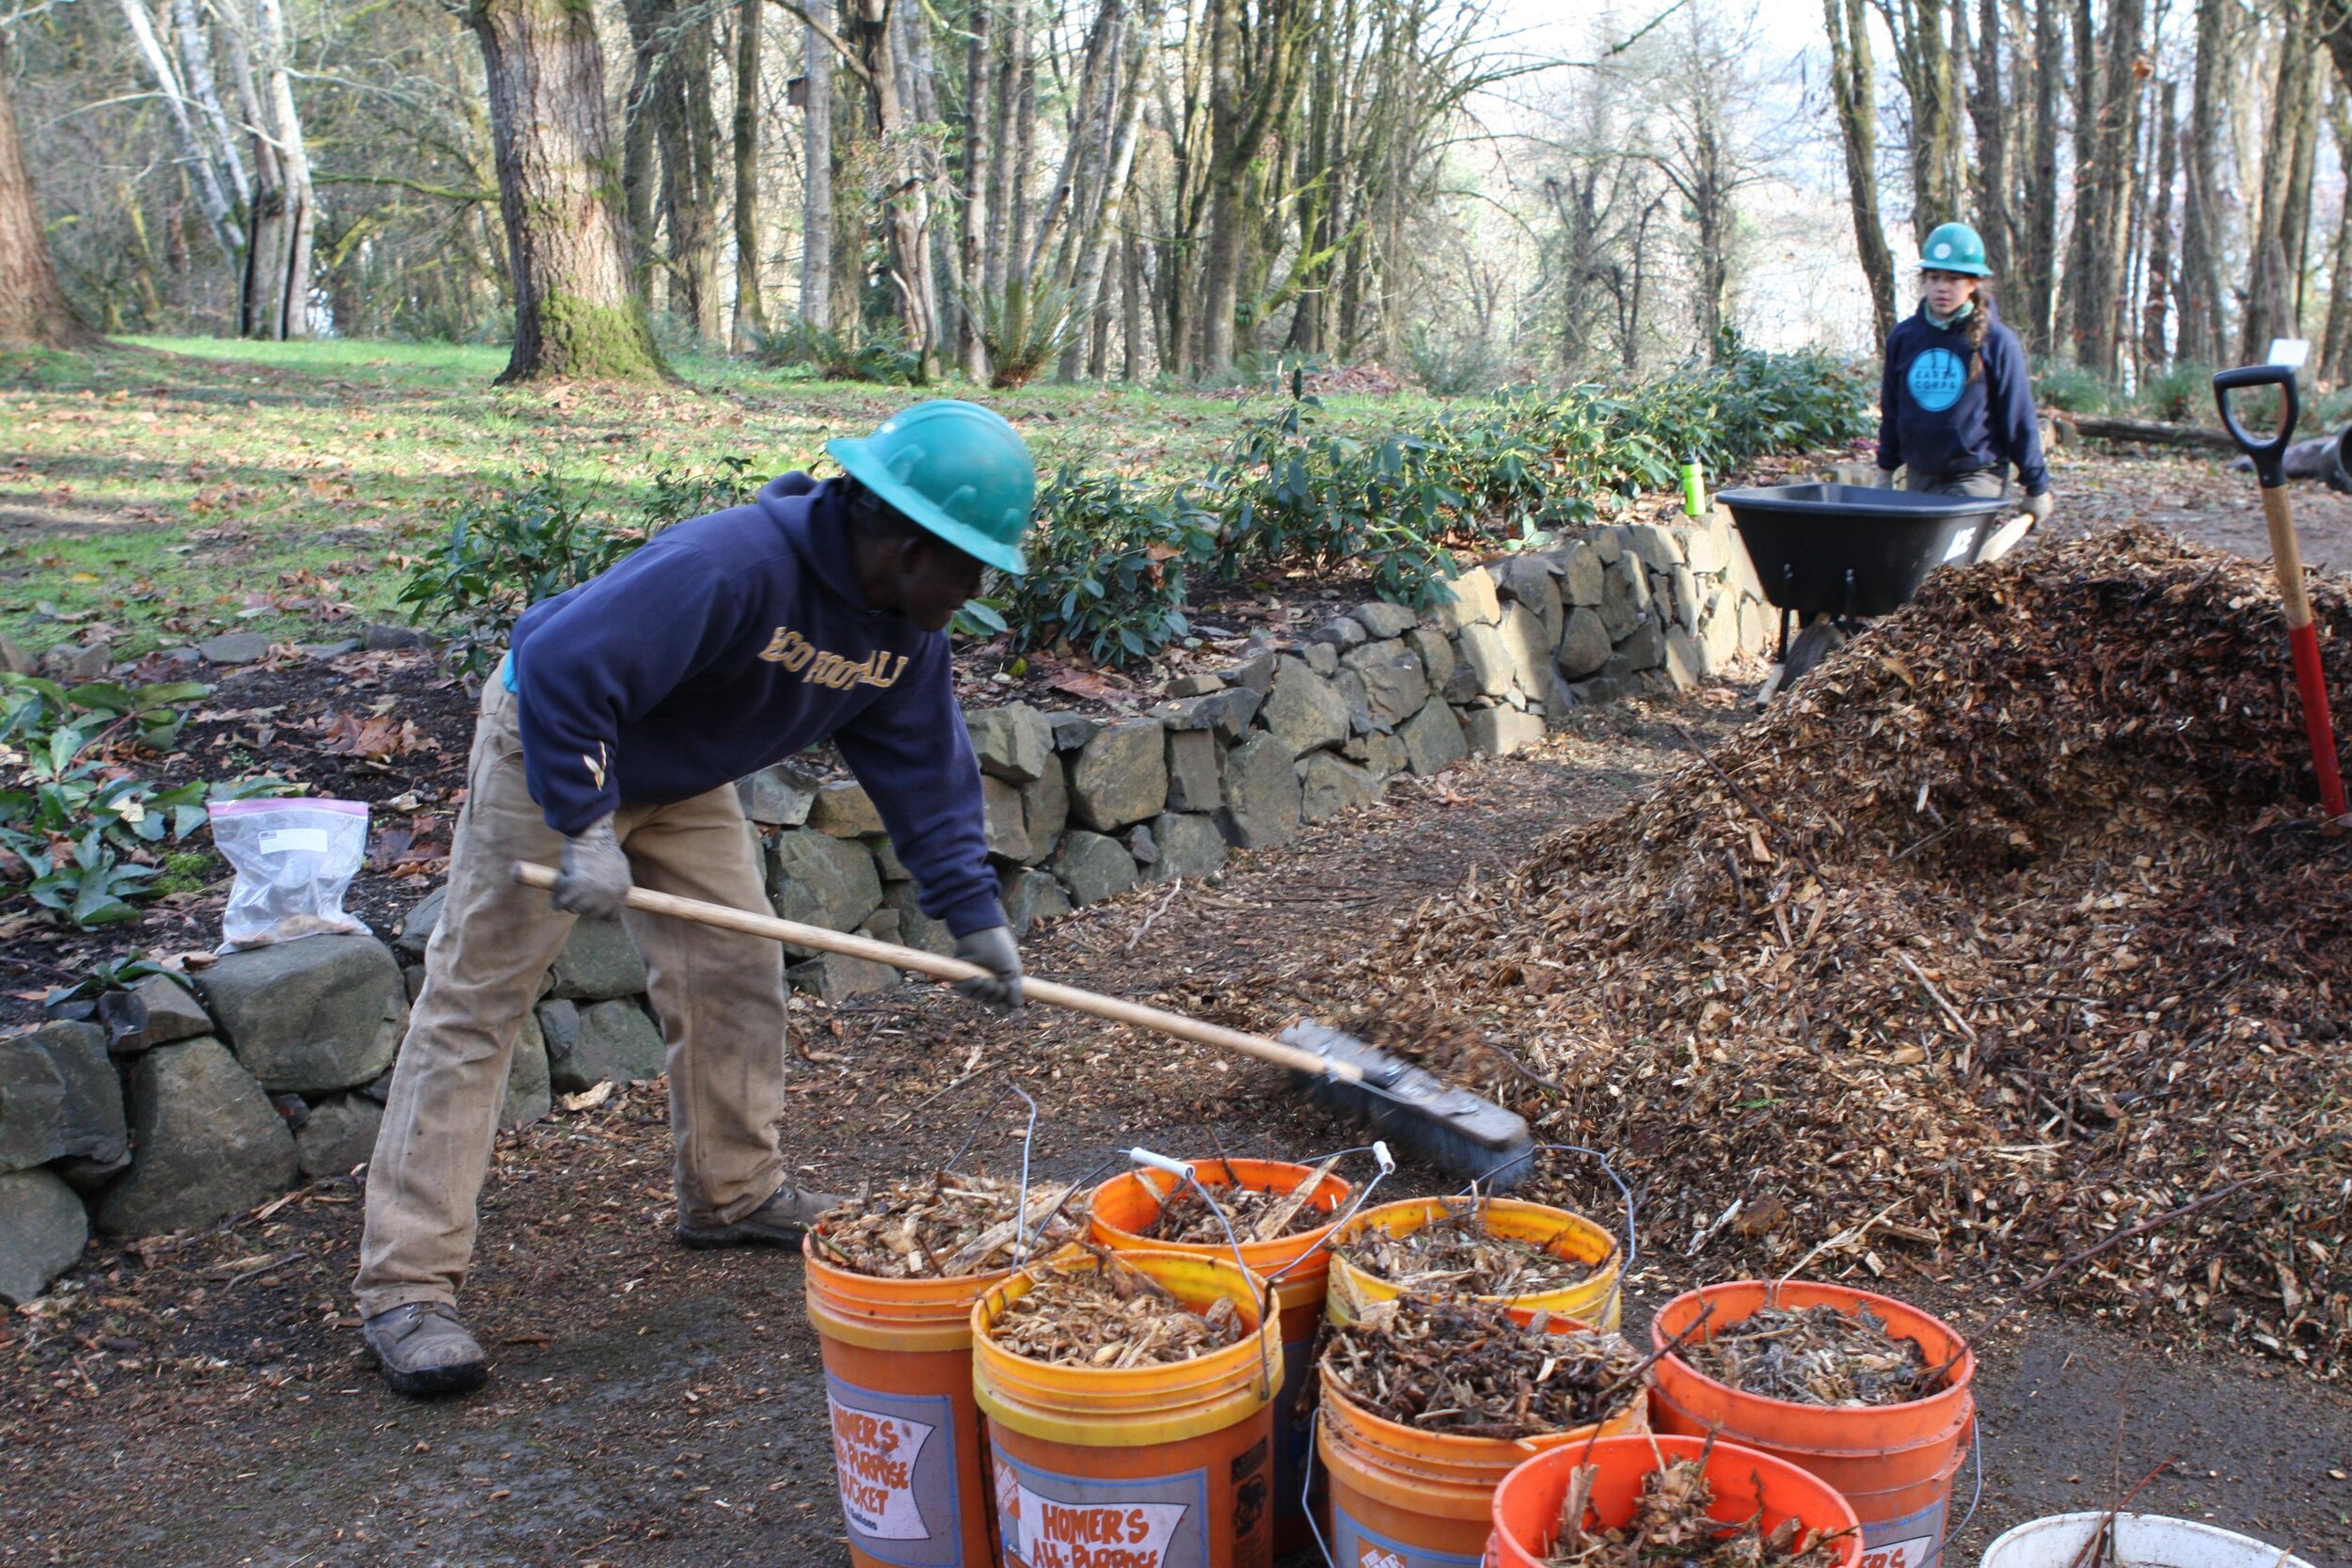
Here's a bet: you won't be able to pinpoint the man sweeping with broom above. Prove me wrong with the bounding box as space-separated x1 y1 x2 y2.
356 401 1035 1398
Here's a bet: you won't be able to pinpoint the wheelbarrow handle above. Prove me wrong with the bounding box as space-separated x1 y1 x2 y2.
2213 363 2301 488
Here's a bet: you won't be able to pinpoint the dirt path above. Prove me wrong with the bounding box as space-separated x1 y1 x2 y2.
2044 442 2352 576
8 637 2350 1565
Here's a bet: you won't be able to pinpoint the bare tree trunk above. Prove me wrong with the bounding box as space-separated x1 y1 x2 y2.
0 39 94 349
246 0 313 340
658 10 723 339
170 0 248 222
983 0 1021 299
622 0 663 304
847 0 940 379
1201 0 1305 373
734 0 767 343
800 0 834 328
1008 4 1039 281
1967 0 2010 278
959 0 992 375
2142 76 2178 371
2323 87 2352 380
1122 230 1146 379
1874 0 1966 229
117 0 242 262
2177 0 2227 361
2014 0 2061 353
2246 0 2320 356
2066 0 2144 376
1826 0 1897 347
468 0 666 381
1061 0 1160 380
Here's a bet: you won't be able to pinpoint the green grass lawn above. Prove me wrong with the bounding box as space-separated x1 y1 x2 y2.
1 337 1447 658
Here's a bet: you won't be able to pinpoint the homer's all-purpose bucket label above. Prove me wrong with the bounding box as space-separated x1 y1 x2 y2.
991 1450 1211 1568
1857 1494 1948 1568
1329 1506 1487 1568
825 1375 963 1566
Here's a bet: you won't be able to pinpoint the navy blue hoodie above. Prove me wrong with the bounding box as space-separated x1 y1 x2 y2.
1876 301 2049 495
507 474 1003 938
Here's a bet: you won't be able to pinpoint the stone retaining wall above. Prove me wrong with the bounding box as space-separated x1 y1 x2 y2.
0 514 1768 1300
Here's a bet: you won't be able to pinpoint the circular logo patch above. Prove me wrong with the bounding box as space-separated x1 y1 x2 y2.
1932 242 1951 259
1907 347 1967 413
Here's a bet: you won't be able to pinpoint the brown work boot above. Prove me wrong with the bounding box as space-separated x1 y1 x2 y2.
363 1302 487 1398
675 1181 843 1249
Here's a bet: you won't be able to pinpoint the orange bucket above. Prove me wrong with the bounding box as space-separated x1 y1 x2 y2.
1486 1432 1864 1568
973 1247 1284 1568
1327 1196 1623 1330
803 1237 1014 1568
1317 1307 1648 1567
1089 1157 1351 1556
1650 1282 1977 1568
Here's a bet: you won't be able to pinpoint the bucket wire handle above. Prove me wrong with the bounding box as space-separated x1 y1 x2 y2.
1460 1142 1641 1319
1127 1147 1281 1401
1263 1141 1395 1288
1913 1414 1984 1568
1299 1410 1338 1567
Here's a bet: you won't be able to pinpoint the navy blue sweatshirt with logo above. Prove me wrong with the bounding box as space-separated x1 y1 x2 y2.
507 474 1003 938
1876 302 2049 495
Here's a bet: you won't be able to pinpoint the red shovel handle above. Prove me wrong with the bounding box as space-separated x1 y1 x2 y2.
2259 485 2349 822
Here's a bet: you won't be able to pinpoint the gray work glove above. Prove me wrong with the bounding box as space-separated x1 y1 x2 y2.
1874 466 1899 489
550 816 631 921
2020 490 2054 524
952 925 1024 1011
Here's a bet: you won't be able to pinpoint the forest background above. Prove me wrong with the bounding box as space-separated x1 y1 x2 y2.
11 0 2352 399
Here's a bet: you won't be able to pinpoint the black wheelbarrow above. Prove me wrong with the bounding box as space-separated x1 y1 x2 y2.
1717 482 2015 682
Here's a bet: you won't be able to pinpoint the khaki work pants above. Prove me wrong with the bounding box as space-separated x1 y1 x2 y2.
355 671 787 1318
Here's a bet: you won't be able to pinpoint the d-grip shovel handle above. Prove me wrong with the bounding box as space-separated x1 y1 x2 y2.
2214 363 2302 487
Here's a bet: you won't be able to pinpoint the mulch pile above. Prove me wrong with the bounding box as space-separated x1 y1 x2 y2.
1330 528 2352 1372
1333 1200 1602 1299
1136 1156 1341 1244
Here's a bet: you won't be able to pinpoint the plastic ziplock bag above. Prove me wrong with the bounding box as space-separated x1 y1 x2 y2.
211 797 371 951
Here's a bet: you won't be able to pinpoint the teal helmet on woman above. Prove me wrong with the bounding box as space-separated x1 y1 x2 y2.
1917 222 1992 277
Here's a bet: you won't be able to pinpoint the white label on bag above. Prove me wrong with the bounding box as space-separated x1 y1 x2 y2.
258 829 332 854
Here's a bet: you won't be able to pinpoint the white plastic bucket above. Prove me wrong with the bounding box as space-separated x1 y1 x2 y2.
1979 1513 2316 1568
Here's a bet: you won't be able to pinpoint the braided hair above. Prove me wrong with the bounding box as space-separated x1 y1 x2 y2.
1962 280 1992 381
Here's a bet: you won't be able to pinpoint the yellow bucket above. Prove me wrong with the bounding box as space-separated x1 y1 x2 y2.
1325 1196 1622 1329
973 1247 1284 1568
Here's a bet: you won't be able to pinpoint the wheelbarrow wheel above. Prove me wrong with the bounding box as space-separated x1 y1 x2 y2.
1783 619 1848 684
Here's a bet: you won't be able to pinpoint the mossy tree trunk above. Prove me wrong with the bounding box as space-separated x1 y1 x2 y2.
0 40 94 351
468 0 668 382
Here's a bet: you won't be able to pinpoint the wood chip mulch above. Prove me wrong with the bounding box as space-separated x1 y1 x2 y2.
808 1171 1082 1279
1329 527 2352 1374
986 1248 1246 1369
1682 1303 1935 1408
1321 1294 1645 1439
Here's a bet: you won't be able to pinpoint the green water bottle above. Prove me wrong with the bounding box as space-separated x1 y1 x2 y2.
1678 456 1706 518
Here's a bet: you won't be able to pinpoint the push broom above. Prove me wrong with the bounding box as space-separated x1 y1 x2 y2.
2215 363 2350 824
513 863 1537 1187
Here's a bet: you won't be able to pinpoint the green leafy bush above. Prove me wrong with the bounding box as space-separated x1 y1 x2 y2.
397 472 640 673
1215 398 1462 609
2033 362 2109 415
0 673 282 928
1000 467 1218 665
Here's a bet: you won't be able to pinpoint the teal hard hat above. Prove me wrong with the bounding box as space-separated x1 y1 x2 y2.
1917 222 1992 277
827 400 1036 576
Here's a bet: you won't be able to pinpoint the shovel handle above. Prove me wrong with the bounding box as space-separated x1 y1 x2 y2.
2214 363 2301 488
510 862 1361 1082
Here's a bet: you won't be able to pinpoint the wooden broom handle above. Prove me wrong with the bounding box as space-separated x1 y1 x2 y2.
511 862 1361 1083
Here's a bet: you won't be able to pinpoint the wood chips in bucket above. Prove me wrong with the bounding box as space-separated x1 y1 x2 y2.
1321 1295 1645 1440
1335 1198 1602 1298
986 1246 1247 1369
809 1172 1082 1279
1543 1441 1845 1568
1683 1302 1937 1407
1138 1155 1342 1244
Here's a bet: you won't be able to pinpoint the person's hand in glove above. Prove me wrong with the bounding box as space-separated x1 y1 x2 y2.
550 816 631 921
952 925 1024 1010
1873 466 1899 489
2020 490 2054 524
